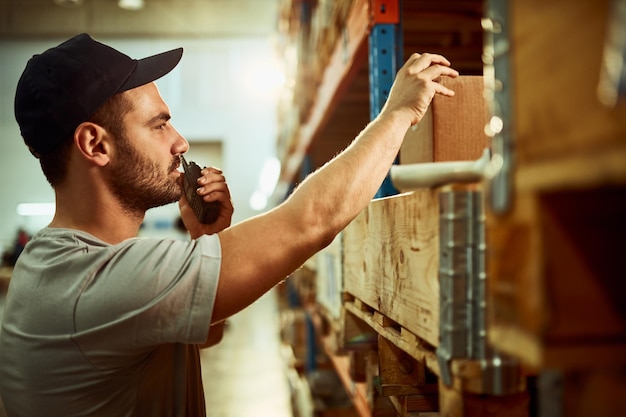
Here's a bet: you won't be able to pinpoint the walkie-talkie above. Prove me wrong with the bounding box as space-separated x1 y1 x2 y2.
180 155 221 224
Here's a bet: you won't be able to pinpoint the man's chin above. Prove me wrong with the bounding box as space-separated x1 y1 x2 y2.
144 189 183 211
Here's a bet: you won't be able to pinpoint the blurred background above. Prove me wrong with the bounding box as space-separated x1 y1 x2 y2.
0 2 295 417
0 0 285 250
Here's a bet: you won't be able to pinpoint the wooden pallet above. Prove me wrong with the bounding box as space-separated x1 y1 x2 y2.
340 295 529 417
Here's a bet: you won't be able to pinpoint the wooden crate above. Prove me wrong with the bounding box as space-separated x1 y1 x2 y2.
343 189 441 348
400 76 491 166
343 74 490 350
486 0 626 370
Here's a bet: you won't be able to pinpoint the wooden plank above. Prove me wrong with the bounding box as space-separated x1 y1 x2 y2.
343 190 440 347
515 143 626 193
378 335 426 396
512 0 626 166
344 299 441 377
388 393 439 417
490 324 626 371
345 297 528 397
438 379 530 417
486 192 546 350
561 369 626 417
341 308 378 353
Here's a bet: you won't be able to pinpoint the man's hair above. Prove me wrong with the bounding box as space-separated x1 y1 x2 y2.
39 93 132 187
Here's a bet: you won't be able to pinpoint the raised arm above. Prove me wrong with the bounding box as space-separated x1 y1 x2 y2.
207 53 458 322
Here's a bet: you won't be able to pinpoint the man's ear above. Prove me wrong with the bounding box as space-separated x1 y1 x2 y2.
74 122 111 167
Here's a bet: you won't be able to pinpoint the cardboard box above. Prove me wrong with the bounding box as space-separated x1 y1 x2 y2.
400 76 491 165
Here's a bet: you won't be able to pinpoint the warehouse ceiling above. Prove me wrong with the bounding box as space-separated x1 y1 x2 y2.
0 0 280 38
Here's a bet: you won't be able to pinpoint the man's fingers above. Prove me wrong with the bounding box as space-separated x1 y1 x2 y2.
420 64 459 96
198 170 226 186
433 83 456 97
421 63 459 80
201 167 223 176
405 52 452 73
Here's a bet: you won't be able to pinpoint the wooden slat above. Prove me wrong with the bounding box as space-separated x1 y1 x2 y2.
344 298 440 376
344 296 528 398
388 392 439 417
378 335 426 396
438 379 530 417
343 190 441 347
516 143 626 193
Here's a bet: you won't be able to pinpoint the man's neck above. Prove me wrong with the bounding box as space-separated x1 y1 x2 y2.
50 191 144 245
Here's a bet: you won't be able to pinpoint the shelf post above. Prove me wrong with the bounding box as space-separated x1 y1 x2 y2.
369 0 403 198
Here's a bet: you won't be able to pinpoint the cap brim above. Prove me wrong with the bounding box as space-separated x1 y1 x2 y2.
119 47 183 92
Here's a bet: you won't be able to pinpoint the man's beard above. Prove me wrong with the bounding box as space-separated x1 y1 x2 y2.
107 134 182 216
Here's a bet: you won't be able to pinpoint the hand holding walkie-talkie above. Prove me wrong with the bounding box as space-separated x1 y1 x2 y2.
180 155 221 224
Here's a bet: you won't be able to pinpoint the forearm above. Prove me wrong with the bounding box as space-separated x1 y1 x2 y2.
286 109 413 242
212 112 412 321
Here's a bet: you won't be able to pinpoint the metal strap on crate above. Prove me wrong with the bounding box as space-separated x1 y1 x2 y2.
436 189 521 395
437 190 476 386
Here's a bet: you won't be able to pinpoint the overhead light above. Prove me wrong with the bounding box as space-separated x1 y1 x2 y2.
17 203 55 217
118 0 145 10
259 157 281 195
249 158 281 211
249 191 268 211
244 61 286 96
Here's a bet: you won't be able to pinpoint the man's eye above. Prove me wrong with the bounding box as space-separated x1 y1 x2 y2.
157 123 167 130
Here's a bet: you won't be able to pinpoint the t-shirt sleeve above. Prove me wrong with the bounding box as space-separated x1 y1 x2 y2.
72 234 222 355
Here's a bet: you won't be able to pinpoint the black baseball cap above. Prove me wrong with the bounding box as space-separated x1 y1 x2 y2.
14 33 183 157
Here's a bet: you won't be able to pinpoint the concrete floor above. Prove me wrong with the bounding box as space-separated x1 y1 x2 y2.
201 290 293 417
0 287 292 417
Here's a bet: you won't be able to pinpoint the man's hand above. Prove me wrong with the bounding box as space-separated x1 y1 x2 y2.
179 167 234 238
381 53 459 126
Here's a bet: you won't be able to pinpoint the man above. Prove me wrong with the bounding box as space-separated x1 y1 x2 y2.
0 33 457 416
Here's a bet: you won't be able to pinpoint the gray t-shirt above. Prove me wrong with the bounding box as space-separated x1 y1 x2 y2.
0 227 221 417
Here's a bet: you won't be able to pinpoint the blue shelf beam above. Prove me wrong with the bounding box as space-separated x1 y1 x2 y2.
369 0 403 198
